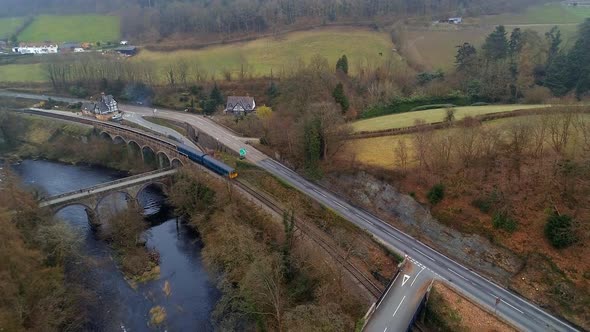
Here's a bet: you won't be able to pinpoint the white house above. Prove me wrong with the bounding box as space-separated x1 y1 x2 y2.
120 40 129 45
13 42 59 54
448 17 463 24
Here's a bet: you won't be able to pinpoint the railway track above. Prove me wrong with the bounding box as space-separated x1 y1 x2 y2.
15 109 386 298
234 179 384 299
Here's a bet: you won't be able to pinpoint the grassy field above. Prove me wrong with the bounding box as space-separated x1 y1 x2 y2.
0 63 45 82
352 104 547 132
133 27 396 79
406 3 588 70
480 3 590 25
0 17 24 39
345 113 589 168
18 15 120 42
405 24 578 70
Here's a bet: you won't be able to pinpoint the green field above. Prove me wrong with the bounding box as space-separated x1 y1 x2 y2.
17 15 120 42
406 2 588 70
0 64 45 82
480 3 590 25
133 27 396 79
352 105 547 132
0 17 24 39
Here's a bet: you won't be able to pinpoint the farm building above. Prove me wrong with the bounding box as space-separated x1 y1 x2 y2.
12 42 59 54
61 42 81 53
115 46 138 56
225 96 256 115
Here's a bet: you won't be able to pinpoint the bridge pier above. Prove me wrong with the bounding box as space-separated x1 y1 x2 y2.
85 208 101 229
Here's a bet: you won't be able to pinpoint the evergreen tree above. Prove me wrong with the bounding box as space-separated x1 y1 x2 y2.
209 84 224 106
567 18 590 97
455 42 477 71
482 25 509 60
332 83 350 112
304 118 323 178
545 26 562 65
509 28 523 56
336 55 349 74
544 54 572 96
266 81 280 102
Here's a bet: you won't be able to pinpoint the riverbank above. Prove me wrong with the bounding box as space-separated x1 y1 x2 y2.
0 112 152 173
10 159 219 330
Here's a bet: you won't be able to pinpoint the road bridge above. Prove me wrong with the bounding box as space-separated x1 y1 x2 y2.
40 168 177 226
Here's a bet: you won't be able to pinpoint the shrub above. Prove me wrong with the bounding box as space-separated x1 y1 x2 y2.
492 212 518 233
427 183 445 205
409 104 455 112
360 94 470 119
545 213 577 249
523 86 552 104
471 198 492 213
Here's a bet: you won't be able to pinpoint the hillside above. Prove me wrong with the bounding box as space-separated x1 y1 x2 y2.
132 27 396 79
17 15 120 42
401 2 590 70
0 17 24 39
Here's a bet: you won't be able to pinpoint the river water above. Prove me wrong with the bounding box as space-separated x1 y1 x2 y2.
12 159 219 331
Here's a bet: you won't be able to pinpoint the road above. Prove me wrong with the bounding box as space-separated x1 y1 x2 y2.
1 90 581 332
365 260 433 332
122 112 200 150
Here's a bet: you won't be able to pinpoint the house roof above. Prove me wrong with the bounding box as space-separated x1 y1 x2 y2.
115 46 137 52
226 96 255 111
62 42 81 49
18 42 58 47
81 102 96 112
101 94 116 104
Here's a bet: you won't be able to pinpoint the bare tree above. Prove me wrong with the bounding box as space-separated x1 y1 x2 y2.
547 110 575 154
413 120 433 170
395 138 409 171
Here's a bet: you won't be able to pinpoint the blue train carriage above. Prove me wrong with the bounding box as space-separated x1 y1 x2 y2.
202 155 238 179
177 144 205 163
177 144 238 179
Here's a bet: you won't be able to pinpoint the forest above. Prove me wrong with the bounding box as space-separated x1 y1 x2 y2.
1 0 549 41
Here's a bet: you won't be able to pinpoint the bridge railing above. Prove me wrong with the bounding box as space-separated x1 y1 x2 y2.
41 168 175 202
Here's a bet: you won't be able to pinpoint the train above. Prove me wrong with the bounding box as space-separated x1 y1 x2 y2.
18 109 239 179
177 144 238 179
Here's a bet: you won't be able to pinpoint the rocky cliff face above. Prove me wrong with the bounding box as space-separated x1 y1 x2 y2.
323 171 523 282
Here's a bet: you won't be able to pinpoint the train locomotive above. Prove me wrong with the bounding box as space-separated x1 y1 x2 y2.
177 144 238 179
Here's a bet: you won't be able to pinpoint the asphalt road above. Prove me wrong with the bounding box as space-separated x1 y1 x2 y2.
365 260 433 332
1 90 581 332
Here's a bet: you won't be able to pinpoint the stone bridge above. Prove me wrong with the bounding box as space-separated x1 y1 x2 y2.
96 125 187 170
40 168 177 227
19 108 192 170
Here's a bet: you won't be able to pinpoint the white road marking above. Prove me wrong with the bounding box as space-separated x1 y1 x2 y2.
392 296 406 317
411 267 426 286
333 200 348 210
313 189 327 198
383 328 388 332
448 268 468 281
501 299 524 314
402 274 411 286
413 247 436 261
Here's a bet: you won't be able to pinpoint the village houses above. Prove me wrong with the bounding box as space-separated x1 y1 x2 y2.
12 42 59 54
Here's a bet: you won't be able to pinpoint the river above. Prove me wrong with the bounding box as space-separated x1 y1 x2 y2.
12 159 219 331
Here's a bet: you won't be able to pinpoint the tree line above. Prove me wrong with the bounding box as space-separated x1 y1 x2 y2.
1 0 548 41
